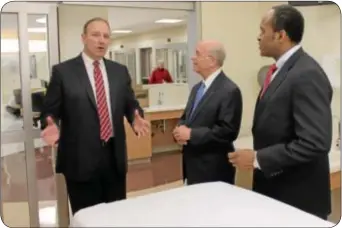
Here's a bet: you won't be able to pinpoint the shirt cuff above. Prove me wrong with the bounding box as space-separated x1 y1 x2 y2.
253 151 260 169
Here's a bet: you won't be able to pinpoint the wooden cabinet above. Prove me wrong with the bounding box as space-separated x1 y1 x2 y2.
330 171 341 190
124 117 152 161
124 108 184 162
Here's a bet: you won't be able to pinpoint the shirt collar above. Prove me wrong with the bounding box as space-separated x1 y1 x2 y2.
203 68 222 89
82 52 104 67
275 44 301 69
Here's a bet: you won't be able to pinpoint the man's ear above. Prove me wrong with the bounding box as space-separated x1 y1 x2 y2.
277 30 287 41
81 33 86 44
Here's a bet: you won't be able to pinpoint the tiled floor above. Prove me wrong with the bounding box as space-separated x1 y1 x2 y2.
2 180 185 227
1 146 182 202
1 148 183 227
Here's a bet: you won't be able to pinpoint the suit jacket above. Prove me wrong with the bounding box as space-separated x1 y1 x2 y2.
252 48 333 217
179 72 243 185
40 54 143 181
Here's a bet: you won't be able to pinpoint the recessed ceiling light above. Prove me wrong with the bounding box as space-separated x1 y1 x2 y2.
155 19 183 24
36 17 46 24
28 27 47 33
112 30 132 34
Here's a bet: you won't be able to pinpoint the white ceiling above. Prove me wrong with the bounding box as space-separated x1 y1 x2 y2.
107 7 189 38
1 6 189 38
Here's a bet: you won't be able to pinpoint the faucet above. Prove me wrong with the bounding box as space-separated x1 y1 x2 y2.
157 91 163 106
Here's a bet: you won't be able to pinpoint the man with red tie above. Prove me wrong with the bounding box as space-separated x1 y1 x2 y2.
228 5 333 220
40 17 150 214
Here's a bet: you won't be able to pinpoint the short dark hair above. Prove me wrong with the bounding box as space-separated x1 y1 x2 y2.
271 4 304 44
83 17 110 34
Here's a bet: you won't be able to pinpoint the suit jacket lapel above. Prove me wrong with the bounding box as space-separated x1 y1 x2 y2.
185 84 198 121
252 89 262 130
253 48 304 129
188 72 224 125
74 54 97 110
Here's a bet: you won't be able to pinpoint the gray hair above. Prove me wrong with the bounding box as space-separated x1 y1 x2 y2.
209 45 226 67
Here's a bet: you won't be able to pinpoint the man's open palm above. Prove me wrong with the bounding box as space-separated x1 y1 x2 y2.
133 110 150 138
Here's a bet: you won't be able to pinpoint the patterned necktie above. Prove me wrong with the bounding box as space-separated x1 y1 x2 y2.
93 60 112 142
190 82 205 118
260 64 277 98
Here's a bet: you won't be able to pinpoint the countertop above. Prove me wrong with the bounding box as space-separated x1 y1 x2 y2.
144 104 186 113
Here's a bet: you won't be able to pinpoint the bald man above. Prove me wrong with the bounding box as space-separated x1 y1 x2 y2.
173 40 243 184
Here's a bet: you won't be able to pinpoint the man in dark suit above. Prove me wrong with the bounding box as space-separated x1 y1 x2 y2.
173 40 243 185
40 17 150 214
229 5 333 220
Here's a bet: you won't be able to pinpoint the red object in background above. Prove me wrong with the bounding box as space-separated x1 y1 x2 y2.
148 68 173 84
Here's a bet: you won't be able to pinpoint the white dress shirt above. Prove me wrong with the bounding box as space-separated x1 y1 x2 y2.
202 68 222 92
81 52 114 130
254 45 301 169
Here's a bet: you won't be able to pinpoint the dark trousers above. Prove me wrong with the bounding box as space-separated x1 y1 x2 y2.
316 213 328 221
66 138 126 215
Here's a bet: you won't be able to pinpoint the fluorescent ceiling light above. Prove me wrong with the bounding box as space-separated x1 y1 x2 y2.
28 27 47 33
36 17 46 24
112 30 132 34
155 19 182 24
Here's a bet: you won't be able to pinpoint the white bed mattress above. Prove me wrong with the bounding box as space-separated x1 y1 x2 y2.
71 182 334 227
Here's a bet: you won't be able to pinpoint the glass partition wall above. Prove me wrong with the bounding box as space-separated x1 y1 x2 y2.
1 2 59 227
110 43 188 85
110 49 137 86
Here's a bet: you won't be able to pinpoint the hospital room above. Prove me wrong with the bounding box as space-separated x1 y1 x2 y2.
0 1 340 227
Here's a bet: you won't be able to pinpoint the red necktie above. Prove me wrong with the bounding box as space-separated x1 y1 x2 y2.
93 61 113 141
260 64 277 97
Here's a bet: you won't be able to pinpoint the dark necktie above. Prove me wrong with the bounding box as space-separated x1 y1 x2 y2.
93 60 113 141
260 64 277 98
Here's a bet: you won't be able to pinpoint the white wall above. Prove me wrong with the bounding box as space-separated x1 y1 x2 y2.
298 5 340 119
58 4 109 61
200 2 271 136
297 4 341 140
